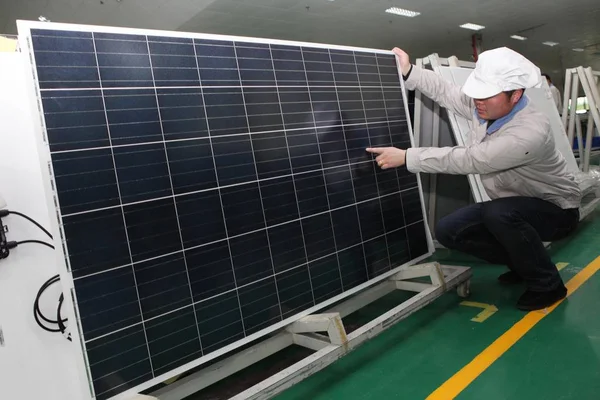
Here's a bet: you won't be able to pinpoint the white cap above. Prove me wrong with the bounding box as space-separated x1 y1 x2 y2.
462 47 542 99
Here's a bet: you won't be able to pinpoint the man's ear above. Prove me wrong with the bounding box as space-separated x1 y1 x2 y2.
512 89 524 105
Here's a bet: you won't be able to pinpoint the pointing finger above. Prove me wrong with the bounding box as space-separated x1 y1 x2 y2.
366 147 385 155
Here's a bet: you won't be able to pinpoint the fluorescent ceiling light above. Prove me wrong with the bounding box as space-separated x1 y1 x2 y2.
510 35 527 41
459 23 485 31
543 41 559 46
572 48 584 52
385 7 421 17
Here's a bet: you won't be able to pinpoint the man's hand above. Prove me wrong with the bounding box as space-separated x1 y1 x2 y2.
392 47 411 76
366 147 407 169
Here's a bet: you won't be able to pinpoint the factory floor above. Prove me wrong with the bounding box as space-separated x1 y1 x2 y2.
275 208 600 400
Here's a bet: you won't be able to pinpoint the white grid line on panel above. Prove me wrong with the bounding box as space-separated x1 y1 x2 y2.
28 28 394 56
353 51 394 271
328 48 370 280
82 221 420 346
268 43 316 306
39 84 404 92
192 37 247 339
145 34 204 355
35 48 398 73
89 31 155 379
72 186 415 285
48 118 407 155
299 48 344 293
89 340 148 369
60 158 379 218
232 41 284 323
374 54 412 261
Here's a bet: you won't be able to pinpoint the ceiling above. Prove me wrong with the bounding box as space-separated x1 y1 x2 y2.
2 0 600 88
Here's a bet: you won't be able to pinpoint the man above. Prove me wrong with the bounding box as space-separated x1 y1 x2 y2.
367 47 581 311
542 73 562 114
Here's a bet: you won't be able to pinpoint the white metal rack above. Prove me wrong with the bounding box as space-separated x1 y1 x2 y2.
562 67 600 173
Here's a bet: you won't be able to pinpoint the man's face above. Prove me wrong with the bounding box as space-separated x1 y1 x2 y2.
474 90 522 120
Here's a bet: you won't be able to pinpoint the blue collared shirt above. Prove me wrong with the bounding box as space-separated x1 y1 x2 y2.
475 95 529 135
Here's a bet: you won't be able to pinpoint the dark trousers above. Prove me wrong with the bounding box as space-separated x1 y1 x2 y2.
436 197 579 292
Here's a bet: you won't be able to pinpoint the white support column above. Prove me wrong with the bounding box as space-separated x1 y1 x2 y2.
287 313 347 346
579 67 600 172
583 112 595 170
325 281 396 318
447 56 460 67
389 262 444 292
394 281 433 292
428 92 441 233
414 57 442 233
567 71 580 148
429 261 446 289
413 57 424 147
389 262 439 281
562 69 573 128
583 68 600 172
291 333 330 351
575 114 585 162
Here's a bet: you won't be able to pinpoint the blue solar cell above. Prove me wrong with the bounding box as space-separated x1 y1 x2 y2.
195 291 244 353
123 198 183 261
260 176 298 225
301 213 336 261
268 221 307 273
186 241 235 302
294 171 329 216
176 190 226 247
134 253 192 318
331 205 362 249
238 277 281 334
309 254 343 303
276 266 314 318
145 307 202 376
221 182 265 236
211 135 256 186
230 230 273 286
338 245 368 290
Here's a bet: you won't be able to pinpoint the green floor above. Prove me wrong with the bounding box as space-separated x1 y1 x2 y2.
275 209 600 400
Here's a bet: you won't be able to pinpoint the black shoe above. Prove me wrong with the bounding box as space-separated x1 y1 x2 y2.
516 285 567 311
498 271 524 284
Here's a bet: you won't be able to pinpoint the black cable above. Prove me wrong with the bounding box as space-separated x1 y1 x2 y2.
34 274 63 332
57 293 71 341
7 210 53 239
1 212 69 340
15 240 55 249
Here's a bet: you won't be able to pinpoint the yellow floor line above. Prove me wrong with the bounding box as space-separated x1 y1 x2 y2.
427 256 600 400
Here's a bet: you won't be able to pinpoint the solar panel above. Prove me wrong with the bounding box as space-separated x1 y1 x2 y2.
19 21 431 400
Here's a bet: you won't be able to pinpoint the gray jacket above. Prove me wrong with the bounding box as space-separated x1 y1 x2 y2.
404 66 581 210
